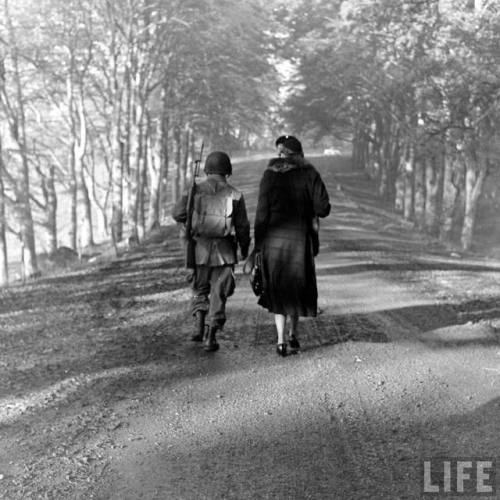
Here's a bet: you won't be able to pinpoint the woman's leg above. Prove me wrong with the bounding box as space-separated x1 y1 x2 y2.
287 313 300 350
288 313 299 338
274 314 286 345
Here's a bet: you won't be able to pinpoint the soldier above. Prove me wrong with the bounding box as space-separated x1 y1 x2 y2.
173 151 250 352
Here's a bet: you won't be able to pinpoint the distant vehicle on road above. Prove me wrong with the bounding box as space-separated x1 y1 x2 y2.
323 147 341 155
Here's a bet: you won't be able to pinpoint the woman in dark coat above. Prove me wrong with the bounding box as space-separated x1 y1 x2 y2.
254 135 331 356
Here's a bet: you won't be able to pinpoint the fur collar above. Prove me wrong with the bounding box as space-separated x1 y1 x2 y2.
267 155 310 173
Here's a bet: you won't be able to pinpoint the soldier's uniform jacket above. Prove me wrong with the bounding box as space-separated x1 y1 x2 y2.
173 176 250 266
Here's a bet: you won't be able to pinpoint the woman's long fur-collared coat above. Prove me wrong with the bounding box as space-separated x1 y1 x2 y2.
254 155 331 316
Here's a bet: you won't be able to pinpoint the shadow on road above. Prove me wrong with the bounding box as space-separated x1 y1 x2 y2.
317 260 500 276
386 297 500 349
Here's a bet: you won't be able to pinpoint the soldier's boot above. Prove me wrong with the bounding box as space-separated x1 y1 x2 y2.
191 311 206 342
204 325 220 352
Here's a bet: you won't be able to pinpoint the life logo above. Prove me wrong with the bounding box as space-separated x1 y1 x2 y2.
422 457 496 496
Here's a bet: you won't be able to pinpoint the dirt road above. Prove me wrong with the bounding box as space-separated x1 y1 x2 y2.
2 156 500 499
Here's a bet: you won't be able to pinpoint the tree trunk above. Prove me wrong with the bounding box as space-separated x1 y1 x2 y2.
0 0 38 276
46 164 58 253
0 142 8 285
414 156 426 228
66 73 78 251
378 158 389 199
403 142 414 221
159 87 170 220
78 167 94 250
68 146 78 250
136 101 148 241
124 78 139 243
389 131 400 204
364 138 378 181
19 186 38 278
111 122 124 246
138 151 147 238
424 153 443 236
394 155 405 213
379 124 398 203
108 12 124 248
440 147 463 242
186 130 197 185
87 157 110 243
5 151 37 280
178 126 190 195
132 116 145 242
74 94 93 249
352 127 368 170
460 157 487 251
172 125 182 203
146 115 161 230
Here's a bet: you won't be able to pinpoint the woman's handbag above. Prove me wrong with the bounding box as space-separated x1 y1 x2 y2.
243 249 263 297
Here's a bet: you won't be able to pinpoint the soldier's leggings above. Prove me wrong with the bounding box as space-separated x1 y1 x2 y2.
191 265 235 328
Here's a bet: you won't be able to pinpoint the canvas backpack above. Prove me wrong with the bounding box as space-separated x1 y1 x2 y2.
191 185 234 238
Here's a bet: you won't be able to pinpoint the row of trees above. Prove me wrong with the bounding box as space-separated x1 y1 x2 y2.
0 0 281 283
2 0 498 284
282 0 500 251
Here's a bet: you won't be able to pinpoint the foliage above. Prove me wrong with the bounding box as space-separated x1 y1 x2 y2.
0 0 281 279
280 0 500 249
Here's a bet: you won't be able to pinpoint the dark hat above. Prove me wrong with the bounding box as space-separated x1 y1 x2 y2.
275 135 303 155
204 151 232 175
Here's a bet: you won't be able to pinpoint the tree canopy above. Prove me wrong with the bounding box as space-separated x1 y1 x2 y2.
280 0 500 250
1 0 500 283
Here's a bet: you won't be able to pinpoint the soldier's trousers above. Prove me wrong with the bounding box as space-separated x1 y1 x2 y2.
192 265 235 328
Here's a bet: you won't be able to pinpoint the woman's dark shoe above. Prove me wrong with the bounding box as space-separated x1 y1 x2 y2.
288 335 300 351
276 343 287 357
